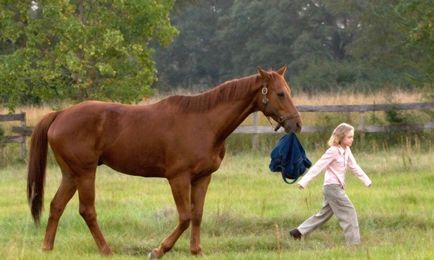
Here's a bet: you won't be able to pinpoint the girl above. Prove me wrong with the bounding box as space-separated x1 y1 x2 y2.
289 123 371 245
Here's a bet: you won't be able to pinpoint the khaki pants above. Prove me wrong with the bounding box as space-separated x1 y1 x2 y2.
297 184 361 244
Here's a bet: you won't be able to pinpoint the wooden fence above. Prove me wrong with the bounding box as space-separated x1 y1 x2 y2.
0 112 32 159
1 102 433 160
234 102 434 134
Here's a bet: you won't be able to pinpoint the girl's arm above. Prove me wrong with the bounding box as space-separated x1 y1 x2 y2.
348 150 372 187
298 147 338 188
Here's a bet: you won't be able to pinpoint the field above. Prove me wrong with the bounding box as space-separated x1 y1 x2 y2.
1 148 433 259
0 91 433 259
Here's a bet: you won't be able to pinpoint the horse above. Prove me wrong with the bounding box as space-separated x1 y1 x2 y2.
27 66 302 258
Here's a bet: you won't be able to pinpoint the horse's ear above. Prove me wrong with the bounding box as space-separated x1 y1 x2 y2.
257 67 270 80
277 65 287 76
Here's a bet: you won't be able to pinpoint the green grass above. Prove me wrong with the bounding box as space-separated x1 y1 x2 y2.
1 149 433 259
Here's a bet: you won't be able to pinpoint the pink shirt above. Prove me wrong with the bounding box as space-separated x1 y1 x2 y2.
298 145 372 188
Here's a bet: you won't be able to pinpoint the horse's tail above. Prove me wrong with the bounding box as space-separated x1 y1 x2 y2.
27 111 61 226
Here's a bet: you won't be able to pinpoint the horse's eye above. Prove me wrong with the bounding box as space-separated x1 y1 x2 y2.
277 92 285 97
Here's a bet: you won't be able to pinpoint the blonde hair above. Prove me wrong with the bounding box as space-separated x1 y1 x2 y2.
327 123 355 146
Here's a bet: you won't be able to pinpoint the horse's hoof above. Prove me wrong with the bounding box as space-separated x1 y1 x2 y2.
191 248 203 256
101 247 113 256
42 245 53 252
147 252 155 259
148 249 162 259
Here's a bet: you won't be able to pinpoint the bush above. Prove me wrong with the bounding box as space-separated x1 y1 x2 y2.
293 60 412 93
0 126 4 142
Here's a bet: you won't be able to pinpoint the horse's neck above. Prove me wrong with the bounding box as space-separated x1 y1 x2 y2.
161 75 260 142
207 91 258 143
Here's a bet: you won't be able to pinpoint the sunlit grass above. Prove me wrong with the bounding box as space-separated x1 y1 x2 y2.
0 149 433 259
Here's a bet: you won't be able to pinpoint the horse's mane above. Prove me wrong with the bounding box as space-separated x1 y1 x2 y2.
163 75 259 112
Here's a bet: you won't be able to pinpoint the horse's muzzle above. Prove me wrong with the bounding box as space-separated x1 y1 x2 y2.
281 117 302 133
274 113 301 133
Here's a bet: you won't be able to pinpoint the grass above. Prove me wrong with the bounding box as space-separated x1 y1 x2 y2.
0 149 433 259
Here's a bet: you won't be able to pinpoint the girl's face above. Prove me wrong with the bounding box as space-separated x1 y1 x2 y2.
341 130 354 148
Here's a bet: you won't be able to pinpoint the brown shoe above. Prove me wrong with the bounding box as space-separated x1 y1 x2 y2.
289 229 302 240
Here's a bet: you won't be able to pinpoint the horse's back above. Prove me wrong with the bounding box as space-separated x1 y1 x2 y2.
49 101 125 140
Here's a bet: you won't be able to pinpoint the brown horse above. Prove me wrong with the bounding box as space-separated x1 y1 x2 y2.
27 67 301 258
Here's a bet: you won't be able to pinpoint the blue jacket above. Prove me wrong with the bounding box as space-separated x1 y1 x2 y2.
269 133 312 184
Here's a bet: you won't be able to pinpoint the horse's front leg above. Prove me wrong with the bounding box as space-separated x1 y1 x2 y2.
190 175 212 256
149 175 191 259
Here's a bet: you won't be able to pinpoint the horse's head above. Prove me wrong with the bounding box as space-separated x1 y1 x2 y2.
256 66 302 133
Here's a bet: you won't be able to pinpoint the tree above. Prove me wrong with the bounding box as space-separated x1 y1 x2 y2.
396 0 434 90
216 0 305 77
0 0 177 110
154 0 380 92
154 0 234 90
153 0 432 93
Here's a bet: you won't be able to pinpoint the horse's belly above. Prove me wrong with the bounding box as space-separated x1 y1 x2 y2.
103 160 166 177
100 149 166 177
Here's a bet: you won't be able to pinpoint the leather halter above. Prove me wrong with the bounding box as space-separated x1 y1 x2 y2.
261 82 299 131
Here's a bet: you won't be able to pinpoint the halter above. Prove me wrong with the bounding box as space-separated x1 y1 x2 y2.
261 82 299 131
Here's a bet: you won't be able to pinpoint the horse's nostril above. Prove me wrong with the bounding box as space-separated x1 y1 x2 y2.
296 122 302 131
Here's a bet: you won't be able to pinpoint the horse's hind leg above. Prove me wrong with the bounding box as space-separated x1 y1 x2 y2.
76 170 112 256
42 174 77 251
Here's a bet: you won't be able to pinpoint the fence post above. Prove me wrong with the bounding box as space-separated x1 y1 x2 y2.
20 113 27 160
359 112 365 145
252 112 259 150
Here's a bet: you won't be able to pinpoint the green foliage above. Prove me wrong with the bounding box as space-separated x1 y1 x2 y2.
294 60 363 92
155 0 232 90
1 1 432 107
385 109 405 124
0 126 4 143
395 0 434 89
154 0 433 93
0 0 178 110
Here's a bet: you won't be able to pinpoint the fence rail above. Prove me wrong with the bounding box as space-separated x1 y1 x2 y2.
234 102 434 134
235 122 434 134
0 113 26 122
297 102 434 112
